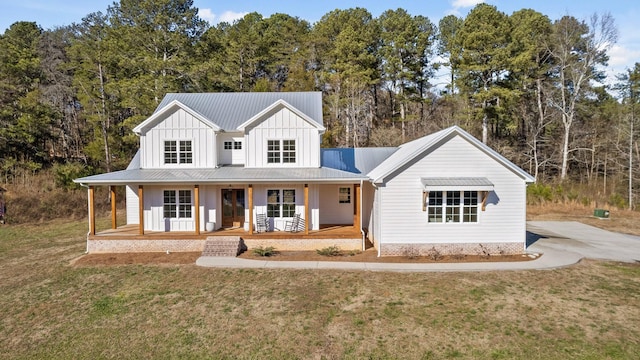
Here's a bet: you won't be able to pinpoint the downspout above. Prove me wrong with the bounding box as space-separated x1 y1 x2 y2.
372 182 381 258
360 179 366 252
79 183 90 254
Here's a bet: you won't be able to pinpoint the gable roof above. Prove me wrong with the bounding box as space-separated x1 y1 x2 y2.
367 126 535 184
237 99 325 132
155 92 323 131
132 100 220 135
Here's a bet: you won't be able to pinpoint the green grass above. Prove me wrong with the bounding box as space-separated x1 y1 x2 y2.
1 217 640 359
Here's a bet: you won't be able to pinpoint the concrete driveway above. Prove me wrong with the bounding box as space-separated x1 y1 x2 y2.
526 221 640 263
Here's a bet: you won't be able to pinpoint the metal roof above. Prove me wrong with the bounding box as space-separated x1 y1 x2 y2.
156 92 323 131
420 177 494 191
367 126 535 184
74 166 368 185
321 147 398 175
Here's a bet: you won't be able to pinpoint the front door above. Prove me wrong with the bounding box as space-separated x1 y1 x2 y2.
222 189 245 228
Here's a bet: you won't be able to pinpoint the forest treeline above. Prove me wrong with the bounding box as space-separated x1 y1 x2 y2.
1 0 639 208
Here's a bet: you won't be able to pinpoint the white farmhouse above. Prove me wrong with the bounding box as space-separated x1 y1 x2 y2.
75 92 534 256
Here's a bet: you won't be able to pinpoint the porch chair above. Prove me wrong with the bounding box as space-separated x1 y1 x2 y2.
255 213 269 233
285 213 304 233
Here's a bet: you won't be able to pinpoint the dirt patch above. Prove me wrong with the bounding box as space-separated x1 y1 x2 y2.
238 247 537 263
72 248 537 266
72 252 201 266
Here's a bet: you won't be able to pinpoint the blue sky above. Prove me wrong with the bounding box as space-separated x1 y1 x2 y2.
2 0 639 79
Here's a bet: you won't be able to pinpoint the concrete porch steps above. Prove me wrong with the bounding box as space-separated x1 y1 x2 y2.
202 236 244 257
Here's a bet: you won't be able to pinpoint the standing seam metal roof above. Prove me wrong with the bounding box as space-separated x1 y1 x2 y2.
156 92 323 131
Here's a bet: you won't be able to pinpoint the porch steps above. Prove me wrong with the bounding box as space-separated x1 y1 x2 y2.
202 236 244 257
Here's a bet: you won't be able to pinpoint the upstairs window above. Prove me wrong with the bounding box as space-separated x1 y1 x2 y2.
427 191 478 223
224 141 242 150
164 140 192 164
267 140 280 163
267 140 296 164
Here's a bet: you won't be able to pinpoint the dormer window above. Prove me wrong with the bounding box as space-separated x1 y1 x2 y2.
164 140 192 164
267 139 296 164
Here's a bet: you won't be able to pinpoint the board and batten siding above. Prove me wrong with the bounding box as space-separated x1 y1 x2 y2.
139 108 216 168
251 184 319 230
245 107 321 168
318 184 355 225
217 132 245 165
125 184 139 225
378 135 527 246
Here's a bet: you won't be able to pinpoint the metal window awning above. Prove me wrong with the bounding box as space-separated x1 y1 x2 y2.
420 177 494 191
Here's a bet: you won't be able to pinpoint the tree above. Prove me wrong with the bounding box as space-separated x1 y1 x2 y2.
0 22 51 166
312 8 380 147
437 15 463 95
615 63 640 209
378 9 436 142
455 4 513 144
547 13 618 180
508 9 554 179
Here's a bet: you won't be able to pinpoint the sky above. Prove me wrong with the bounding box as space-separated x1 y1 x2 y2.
2 0 639 82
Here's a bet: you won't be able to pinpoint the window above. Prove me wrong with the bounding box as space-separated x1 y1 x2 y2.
267 140 280 163
267 189 296 218
224 141 242 150
267 140 296 164
339 187 351 203
179 141 192 164
163 190 192 218
164 140 192 164
427 191 478 223
283 140 296 163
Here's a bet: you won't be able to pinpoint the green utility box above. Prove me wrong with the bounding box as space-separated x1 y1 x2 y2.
594 209 610 218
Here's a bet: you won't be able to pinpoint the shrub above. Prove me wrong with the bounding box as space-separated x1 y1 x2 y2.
316 245 341 256
252 246 276 257
527 183 553 204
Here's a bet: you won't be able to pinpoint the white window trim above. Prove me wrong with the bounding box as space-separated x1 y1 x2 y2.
266 188 296 218
164 139 193 165
338 187 351 204
163 189 193 219
426 190 479 224
266 139 296 165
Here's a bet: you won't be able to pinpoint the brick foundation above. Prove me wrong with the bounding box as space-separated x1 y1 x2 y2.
87 239 207 253
86 237 362 253
244 238 361 251
379 242 524 257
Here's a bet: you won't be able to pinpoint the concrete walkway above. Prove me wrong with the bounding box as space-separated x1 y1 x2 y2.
196 221 639 272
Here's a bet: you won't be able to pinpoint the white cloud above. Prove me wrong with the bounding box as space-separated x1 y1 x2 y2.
448 0 485 16
451 0 485 8
198 8 248 25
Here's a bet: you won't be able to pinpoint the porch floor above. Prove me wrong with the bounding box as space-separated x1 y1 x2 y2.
89 224 362 240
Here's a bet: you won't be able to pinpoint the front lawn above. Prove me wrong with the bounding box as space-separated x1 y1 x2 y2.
0 217 639 359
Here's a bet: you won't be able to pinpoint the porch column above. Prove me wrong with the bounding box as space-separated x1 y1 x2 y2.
354 183 361 230
248 184 254 234
138 185 144 235
194 185 200 235
304 184 309 234
88 186 96 236
110 186 117 229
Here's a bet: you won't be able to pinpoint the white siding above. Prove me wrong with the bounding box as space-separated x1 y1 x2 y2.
318 184 354 225
139 108 216 168
142 186 195 232
125 184 139 225
217 132 245 166
245 107 321 168
378 135 527 245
